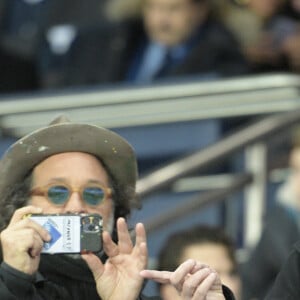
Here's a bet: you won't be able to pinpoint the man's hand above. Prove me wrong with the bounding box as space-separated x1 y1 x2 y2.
82 218 148 300
0 206 51 275
140 259 226 300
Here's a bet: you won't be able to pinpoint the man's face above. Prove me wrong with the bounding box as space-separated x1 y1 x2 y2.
160 243 241 300
290 147 300 202
142 0 206 46
29 152 115 233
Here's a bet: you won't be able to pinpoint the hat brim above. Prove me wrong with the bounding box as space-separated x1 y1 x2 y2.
0 122 138 208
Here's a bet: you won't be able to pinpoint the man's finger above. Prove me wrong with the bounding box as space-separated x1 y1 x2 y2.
9 206 43 225
116 218 133 254
140 270 173 284
181 267 211 299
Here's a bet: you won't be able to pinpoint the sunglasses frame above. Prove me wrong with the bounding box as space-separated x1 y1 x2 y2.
30 182 112 207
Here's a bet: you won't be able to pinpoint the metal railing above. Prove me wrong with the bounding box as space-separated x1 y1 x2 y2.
142 173 253 233
0 73 300 137
137 109 300 196
137 108 300 246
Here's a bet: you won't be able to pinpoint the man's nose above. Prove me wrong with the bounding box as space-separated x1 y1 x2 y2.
63 192 87 213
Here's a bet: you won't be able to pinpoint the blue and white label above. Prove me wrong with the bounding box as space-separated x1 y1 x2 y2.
30 215 81 253
43 220 62 250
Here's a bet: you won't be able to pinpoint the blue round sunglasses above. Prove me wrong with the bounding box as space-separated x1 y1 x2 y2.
30 183 112 206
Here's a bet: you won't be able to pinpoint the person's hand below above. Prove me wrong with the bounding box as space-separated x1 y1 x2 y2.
0 206 51 275
82 218 148 300
140 259 225 300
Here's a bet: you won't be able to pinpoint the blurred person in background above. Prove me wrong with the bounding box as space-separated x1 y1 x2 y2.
0 0 111 94
0 0 109 94
37 0 249 89
0 1 38 93
241 125 300 300
215 0 299 73
264 237 300 299
124 0 248 83
156 225 242 300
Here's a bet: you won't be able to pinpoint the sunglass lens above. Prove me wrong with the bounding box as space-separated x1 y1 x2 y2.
48 185 69 204
83 187 105 206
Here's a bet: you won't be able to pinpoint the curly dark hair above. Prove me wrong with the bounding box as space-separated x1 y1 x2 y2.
0 172 33 231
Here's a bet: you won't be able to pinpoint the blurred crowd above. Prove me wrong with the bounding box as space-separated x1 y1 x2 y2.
2 1 300 299
1 0 300 94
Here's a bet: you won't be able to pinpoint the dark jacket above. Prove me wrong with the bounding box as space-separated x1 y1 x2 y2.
265 240 300 300
0 255 235 299
0 255 158 300
241 204 300 300
38 19 249 89
0 45 38 93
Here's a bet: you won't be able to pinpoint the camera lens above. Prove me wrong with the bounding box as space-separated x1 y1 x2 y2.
88 224 95 231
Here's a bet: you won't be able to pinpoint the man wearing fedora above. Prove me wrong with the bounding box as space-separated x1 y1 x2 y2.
0 116 234 300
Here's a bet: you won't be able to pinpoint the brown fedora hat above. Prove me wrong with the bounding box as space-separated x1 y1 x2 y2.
0 115 139 209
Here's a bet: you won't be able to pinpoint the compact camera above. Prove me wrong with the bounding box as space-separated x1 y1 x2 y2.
29 213 103 254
